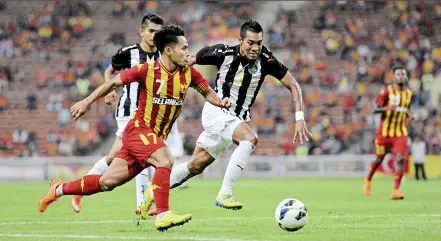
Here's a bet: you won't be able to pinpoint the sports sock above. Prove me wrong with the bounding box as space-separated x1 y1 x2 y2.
170 161 191 189
218 141 255 197
366 162 380 181
152 167 171 214
60 175 102 196
86 156 109 175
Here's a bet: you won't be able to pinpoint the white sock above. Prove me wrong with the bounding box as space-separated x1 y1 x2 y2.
146 166 155 182
135 169 149 208
86 156 109 175
218 141 255 197
156 211 167 220
55 184 63 197
170 161 191 189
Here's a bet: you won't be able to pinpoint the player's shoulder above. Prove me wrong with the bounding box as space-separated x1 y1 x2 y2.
207 43 236 55
118 43 139 54
260 45 276 62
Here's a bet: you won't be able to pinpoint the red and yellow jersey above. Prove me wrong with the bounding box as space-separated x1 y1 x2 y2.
375 84 412 138
120 61 209 140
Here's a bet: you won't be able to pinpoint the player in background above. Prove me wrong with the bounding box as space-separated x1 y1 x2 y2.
38 25 232 231
71 13 167 216
363 65 413 200
141 19 311 216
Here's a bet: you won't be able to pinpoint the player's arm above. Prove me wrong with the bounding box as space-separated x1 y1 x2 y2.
71 64 148 120
373 86 395 113
189 66 231 108
265 47 311 144
104 48 132 105
194 44 226 67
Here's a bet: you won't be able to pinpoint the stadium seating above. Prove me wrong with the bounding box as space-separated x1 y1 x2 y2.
0 1 440 157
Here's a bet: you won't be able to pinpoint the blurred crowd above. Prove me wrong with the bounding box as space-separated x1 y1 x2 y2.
261 0 441 156
0 1 439 157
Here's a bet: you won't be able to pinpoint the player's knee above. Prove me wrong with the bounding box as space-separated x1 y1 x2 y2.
244 134 258 146
156 156 173 169
187 161 205 175
99 178 117 192
374 157 384 165
105 155 114 165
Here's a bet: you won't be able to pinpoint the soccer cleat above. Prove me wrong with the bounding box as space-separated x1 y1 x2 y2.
140 182 155 219
71 195 82 213
155 211 192 231
363 178 371 196
215 194 243 210
391 189 405 200
135 208 141 216
38 179 63 212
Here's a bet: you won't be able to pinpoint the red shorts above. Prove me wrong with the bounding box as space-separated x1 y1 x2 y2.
375 135 408 158
115 119 166 177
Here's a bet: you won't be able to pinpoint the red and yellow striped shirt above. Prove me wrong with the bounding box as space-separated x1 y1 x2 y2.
375 84 412 138
120 61 209 140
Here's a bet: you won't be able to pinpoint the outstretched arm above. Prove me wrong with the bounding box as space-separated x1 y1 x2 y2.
71 63 148 120
71 75 124 120
278 71 312 144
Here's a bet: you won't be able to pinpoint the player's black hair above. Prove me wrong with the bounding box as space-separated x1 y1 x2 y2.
240 19 263 39
392 64 406 73
141 13 164 28
153 25 185 53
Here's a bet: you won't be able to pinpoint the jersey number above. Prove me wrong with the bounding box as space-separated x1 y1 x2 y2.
139 133 158 145
156 79 166 95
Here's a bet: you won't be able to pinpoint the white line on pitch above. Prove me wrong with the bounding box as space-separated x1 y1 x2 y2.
0 233 270 241
0 214 439 226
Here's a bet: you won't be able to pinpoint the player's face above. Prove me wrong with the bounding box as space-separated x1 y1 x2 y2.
139 21 162 47
169 36 190 68
394 69 408 86
239 31 263 61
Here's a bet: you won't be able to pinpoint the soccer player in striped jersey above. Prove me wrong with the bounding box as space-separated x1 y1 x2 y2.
38 25 231 231
142 20 311 214
364 65 413 200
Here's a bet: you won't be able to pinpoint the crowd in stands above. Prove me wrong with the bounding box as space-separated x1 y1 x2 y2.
262 0 441 156
0 1 439 157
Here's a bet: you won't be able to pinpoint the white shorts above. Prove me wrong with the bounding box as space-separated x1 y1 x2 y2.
196 102 243 159
166 124 184 158
115 117 131 138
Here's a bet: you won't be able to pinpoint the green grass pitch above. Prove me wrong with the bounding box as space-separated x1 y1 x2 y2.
0 178 439 241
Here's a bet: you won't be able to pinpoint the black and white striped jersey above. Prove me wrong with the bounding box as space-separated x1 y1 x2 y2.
112 43 160 118
195 44 288 121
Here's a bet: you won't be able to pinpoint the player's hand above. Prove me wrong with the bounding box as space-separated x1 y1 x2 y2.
293 120 312 144
70 100 89 121
219 97 231 108
104 90 117 106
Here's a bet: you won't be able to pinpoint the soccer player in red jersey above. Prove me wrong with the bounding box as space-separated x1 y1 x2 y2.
38 25 231 231
363 65 413 200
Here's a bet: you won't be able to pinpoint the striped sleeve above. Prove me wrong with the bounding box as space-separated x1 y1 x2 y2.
120 63 149 85
189 66 209 93
376 86 389 107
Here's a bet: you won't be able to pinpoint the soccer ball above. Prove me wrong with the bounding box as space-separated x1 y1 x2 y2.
275 198 308 232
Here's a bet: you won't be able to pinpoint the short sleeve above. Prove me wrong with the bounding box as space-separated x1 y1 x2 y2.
196 44 226 67
376 86 389 107
263 47 288 80
120 63 148 85
189 66 209 93
111 48 131 71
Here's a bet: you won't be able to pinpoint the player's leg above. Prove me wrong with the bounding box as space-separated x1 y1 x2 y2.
390 137 407 199
146 146 192 231
364 137 388 196
421 163 427 181
38 155 135 213
414 163 420 180
216 122 257 210
72 119 126 213
170 144 216 188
